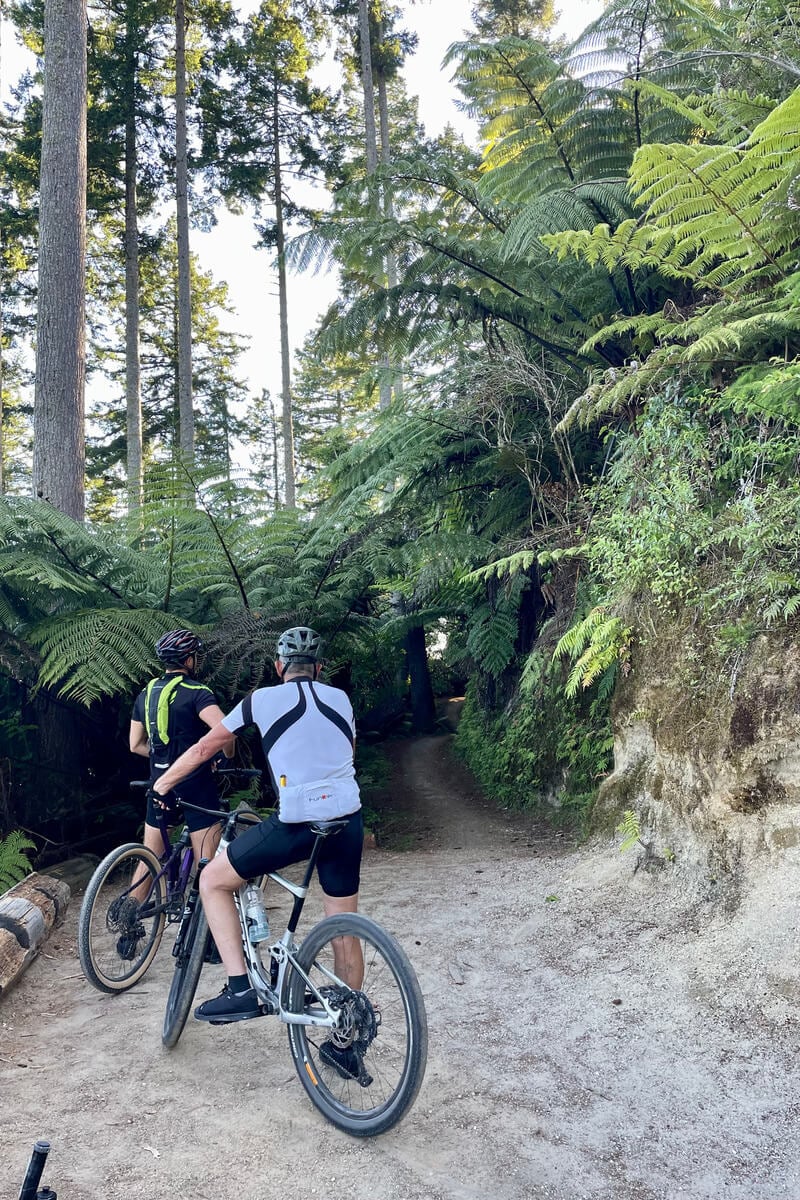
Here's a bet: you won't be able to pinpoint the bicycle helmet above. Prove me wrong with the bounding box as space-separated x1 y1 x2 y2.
275 626 323 664
155 628 202 667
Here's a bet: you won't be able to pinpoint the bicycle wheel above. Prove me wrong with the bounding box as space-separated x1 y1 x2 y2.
78 843 166 993
286 913 428 1137
162 898 210 1048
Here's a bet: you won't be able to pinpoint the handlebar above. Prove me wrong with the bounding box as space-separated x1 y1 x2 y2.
18 1140 50 1200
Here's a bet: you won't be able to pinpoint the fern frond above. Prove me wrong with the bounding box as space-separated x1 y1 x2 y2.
554 605 631 697
616 809 642 853
0 830 37 889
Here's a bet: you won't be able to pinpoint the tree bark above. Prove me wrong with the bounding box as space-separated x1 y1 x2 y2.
32 0 87 521
0 227 4 495
175 0 194 462
376 65 398 410
405 623 436 733
0 873 70 998
0 18 4 491
124 1 143 514
357 0 378 175
273 86 295 508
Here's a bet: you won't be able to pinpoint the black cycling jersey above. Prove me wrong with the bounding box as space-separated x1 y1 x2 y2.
132 673 220 822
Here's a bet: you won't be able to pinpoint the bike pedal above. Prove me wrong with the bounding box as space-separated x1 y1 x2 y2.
204 1006 269 1026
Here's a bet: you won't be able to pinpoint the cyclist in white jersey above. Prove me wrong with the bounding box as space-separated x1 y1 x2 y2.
150 627 365 1075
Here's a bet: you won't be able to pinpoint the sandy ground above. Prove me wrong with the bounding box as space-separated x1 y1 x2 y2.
3 713 800 1199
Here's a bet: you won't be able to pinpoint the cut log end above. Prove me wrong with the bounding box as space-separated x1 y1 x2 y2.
0 872 71 999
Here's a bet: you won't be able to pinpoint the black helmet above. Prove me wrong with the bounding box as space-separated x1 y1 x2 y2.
155 629 202 666
276 626 323 664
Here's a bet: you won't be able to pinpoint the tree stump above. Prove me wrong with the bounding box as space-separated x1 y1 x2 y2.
0 872 71 998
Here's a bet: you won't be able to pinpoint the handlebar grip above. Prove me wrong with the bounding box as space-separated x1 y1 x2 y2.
19 1140 50 1200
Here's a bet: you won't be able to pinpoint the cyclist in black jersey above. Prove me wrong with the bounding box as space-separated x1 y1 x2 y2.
151 627 366 1078
130 629 235 874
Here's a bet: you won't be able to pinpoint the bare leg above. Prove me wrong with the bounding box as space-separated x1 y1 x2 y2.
129 821 171 903
190 823 221 866
199 852 247 977
322 892 363 989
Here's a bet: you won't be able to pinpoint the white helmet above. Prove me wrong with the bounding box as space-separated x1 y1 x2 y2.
276 626 323 663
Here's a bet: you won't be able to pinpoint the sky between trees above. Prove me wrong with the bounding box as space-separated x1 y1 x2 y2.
0 0 602 419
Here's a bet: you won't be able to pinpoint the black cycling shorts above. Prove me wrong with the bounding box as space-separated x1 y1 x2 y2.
145 777 221 834
227 809 364 898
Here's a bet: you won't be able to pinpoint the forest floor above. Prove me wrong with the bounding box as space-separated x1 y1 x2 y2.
3 699 800 1199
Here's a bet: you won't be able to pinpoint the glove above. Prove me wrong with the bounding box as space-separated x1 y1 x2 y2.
147 785 177 815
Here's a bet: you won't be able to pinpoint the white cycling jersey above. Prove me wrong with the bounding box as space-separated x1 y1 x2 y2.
221 678 361 823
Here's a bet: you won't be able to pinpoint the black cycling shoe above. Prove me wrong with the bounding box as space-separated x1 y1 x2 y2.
116 924 145 960
319 1040 373 1087
194 985 262 1024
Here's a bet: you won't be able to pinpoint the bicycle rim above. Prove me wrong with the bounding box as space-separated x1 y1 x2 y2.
78 844 166 993
287 913 428 1137
162 902 210 1048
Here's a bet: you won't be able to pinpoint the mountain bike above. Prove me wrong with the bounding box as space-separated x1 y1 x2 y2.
164 799 428 1137
77 769 261 994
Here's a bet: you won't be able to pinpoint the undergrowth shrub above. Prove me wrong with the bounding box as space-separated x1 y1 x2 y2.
589 389 800 647
454 653 614 829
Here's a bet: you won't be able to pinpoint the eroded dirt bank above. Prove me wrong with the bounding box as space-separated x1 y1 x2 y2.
3 723 800 1199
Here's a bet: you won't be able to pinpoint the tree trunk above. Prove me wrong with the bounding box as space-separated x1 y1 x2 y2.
376 66 398 410
357 0 378 175
0 228 4 495
269 391 280 507
124 3 143 514
0 19 4 491
405 623 436 734
0 873 70 998
175 0 194 462
32 0 87 522
273 87 295 508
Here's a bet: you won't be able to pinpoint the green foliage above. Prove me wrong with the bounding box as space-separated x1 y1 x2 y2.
454 656 614 825
0 830 37 889
553 606 631 698
583 390 800 647
616 809 642 853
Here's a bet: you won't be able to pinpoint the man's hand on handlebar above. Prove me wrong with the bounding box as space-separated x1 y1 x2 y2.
147 785 177 813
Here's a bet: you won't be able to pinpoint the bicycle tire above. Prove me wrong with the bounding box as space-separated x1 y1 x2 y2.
286 913 428 1137
162 900 210 1048
78 843 166 993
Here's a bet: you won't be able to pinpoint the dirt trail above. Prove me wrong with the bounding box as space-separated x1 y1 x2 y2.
3 716 800 1199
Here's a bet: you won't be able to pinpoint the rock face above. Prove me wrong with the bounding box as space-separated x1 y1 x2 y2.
594 627 800 887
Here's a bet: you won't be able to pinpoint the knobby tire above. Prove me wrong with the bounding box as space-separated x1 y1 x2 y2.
286 913 428 1137
162 900 210 1048
78 843 166 994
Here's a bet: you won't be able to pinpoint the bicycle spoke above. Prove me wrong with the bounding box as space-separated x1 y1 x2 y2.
78 845 165 992
287 913 427 1136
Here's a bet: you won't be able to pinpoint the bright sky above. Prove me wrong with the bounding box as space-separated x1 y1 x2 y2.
0 0 603 408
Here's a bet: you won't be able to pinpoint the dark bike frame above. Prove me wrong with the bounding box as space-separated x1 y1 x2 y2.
126 769 261 929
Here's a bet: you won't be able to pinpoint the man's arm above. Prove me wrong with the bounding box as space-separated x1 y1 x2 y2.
153 722 233 795
129 719 150 759
198 704 236 758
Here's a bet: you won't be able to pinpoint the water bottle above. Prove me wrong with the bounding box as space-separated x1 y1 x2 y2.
242 883 269 944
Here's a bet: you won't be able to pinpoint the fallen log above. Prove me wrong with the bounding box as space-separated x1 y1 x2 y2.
0 872 71 999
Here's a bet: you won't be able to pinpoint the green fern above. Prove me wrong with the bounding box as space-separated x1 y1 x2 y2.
554 605 632 697
0 830 37 890
616 809 642 853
